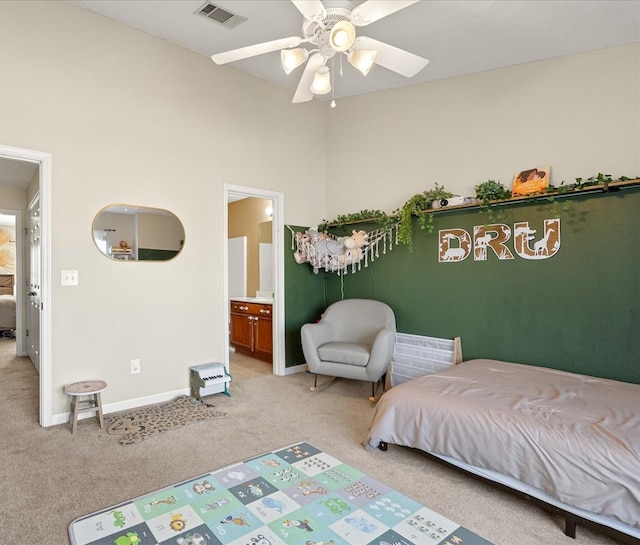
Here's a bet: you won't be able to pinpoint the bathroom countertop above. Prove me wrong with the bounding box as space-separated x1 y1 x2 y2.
230 296 273 305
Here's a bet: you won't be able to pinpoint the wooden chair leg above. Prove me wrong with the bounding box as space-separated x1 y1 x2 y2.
310 376 337 392
368 381 382 403
95 393 104 429
70 397 79 434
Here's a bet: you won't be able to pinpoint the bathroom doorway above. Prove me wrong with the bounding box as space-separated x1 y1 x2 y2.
223 184 284 377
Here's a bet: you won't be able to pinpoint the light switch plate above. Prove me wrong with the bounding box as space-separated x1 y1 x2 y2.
61 270 79 286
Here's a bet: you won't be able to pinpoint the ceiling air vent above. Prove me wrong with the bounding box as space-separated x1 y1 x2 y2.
195 2 247 30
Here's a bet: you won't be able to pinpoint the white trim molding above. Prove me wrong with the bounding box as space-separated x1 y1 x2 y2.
52 387 191 426
0 144 52 427
224 184 285 377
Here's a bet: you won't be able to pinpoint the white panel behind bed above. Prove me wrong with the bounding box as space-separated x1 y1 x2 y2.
390 333 462 386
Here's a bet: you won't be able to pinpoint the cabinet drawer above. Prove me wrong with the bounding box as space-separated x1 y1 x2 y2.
230 301 251 314
250 303 272 317
230 301 272 317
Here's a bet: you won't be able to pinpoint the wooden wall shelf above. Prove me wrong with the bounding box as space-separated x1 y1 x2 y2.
431 178 640 214
325 178 640 228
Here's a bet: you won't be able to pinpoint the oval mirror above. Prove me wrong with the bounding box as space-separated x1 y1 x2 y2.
92 204 185 261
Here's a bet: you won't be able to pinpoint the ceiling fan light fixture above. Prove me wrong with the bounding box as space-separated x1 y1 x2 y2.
310 65 332 95
348 48 378 76
329 20 356 52
281 47 308 75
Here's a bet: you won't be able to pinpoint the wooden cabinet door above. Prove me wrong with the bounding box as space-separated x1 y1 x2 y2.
254 315 273 362
230 313 252 352
229 301 273 363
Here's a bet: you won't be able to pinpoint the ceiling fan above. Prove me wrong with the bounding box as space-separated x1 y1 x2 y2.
210 0 429 103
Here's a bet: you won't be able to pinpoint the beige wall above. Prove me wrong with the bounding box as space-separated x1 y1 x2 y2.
228 198 273 297
93 211 136 254
0 1 325 415
1 1 638 419
324 43 640 219
0 186 28 211
137 213 184 252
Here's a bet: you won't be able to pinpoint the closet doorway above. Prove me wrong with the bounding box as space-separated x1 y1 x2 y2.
223 184 284 378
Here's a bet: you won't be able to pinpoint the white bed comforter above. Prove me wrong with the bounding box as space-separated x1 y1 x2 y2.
366 359 640 528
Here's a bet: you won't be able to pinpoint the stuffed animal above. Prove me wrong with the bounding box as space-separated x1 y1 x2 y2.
343 230 368 250
294 227 369 273
293 231 311 264
339 230 368 266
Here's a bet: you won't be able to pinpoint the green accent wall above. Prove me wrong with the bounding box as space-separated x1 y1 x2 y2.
284 226 326 367
286 189 640 384
138 248 180 261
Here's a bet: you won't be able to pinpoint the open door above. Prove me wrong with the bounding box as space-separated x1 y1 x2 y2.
26 195 40 373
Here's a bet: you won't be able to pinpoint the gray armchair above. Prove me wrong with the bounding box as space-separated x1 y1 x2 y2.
301 299 396 401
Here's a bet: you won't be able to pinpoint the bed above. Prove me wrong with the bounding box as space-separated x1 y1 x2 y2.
365 359 640 543
0 274 16 332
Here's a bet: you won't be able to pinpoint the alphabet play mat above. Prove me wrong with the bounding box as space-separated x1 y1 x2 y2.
69 442 494 545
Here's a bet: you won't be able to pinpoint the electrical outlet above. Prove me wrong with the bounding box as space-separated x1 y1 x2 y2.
131 359 141 374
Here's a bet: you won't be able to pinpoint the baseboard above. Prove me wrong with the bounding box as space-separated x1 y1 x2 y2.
52 369 307 427
51 387 190 427
283 363 306 375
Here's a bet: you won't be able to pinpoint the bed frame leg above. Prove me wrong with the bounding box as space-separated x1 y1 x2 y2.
378 442 388 452
564 517 576 538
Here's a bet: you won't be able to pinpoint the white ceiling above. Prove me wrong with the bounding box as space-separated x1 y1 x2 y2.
70 0 640 103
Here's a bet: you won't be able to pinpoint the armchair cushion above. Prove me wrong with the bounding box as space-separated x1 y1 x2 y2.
317 342 371 367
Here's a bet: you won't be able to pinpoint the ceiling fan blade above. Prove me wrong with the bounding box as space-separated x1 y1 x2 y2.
291 0 326 21
292 54 325 103
354 36 428 78
350 0 420 27
211 36 303 65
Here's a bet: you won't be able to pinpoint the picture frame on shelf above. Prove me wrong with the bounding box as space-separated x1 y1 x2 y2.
512 164 550 196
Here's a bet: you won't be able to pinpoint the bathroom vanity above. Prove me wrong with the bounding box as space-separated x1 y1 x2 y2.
229 297 273 363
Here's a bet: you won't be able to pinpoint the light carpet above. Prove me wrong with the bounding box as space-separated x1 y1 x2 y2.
105 395 228 446
0 346 625 545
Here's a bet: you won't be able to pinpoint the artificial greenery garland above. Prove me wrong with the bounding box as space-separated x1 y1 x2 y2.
319 173 637 250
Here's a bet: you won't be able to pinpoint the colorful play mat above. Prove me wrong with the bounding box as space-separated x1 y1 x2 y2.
69 442 494 545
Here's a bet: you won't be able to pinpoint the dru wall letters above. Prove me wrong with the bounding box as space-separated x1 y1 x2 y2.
438 218 561 262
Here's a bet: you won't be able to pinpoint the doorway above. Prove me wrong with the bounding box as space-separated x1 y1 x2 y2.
0 144 51 427
223 184 284 377
0 210 22 353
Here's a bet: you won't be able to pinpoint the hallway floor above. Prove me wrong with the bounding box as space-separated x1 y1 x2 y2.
228 349 272 381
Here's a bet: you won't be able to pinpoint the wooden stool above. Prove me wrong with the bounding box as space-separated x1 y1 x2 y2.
63 380 107 434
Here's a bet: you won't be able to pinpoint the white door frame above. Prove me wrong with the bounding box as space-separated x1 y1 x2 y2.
223 184 285 376
0 144 52 427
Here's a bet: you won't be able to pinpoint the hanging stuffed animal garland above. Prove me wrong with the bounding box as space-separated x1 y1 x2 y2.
288 224 399 275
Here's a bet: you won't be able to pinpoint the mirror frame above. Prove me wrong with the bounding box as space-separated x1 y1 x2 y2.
92 204 185 262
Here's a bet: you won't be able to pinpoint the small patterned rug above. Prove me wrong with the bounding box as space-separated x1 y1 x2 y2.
105 395 228 446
